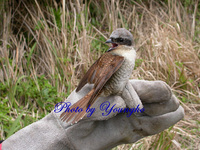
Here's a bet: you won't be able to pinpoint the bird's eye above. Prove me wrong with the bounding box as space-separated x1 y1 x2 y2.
118 38 124 42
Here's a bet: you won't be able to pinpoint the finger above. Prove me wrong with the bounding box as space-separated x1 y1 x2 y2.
66 105 184 149
130 80 172 103
122 81 143 109
143 95 180 116
133 105 184 136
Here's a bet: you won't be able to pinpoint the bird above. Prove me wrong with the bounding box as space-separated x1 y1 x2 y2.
60 28 136 124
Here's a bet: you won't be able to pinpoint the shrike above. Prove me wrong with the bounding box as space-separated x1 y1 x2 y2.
60 28 137 124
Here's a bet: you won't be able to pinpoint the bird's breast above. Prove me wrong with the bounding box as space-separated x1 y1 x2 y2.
102 48 136 96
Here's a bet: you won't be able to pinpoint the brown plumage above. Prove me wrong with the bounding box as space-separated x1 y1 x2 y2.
60 28 136 124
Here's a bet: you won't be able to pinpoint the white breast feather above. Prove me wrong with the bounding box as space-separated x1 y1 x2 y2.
122 48 136 62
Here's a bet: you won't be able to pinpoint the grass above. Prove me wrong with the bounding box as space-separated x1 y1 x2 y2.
0 0 200 149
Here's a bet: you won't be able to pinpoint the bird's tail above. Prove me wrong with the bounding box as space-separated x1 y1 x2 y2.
60 89 94 124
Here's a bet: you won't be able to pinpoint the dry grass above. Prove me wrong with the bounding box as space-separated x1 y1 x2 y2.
0 0 199 149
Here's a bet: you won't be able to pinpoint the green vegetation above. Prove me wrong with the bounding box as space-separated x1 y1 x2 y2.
0 0 199 149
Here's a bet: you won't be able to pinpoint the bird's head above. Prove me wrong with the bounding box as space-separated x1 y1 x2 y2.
106 28 133 52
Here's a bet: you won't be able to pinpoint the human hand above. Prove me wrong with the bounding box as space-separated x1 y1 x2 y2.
2 80 184 150
54 80 184 150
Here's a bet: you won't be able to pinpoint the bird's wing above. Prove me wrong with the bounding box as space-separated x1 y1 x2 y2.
76 52 124 105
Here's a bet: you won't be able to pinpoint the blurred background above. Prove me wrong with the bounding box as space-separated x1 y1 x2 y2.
0 0 199 149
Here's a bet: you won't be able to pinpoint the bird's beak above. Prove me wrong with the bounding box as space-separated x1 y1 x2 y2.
106 38 113 52
105 38 112 43
105 38 119 52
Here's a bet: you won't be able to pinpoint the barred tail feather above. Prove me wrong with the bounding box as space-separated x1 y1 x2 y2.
60 89 94 124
